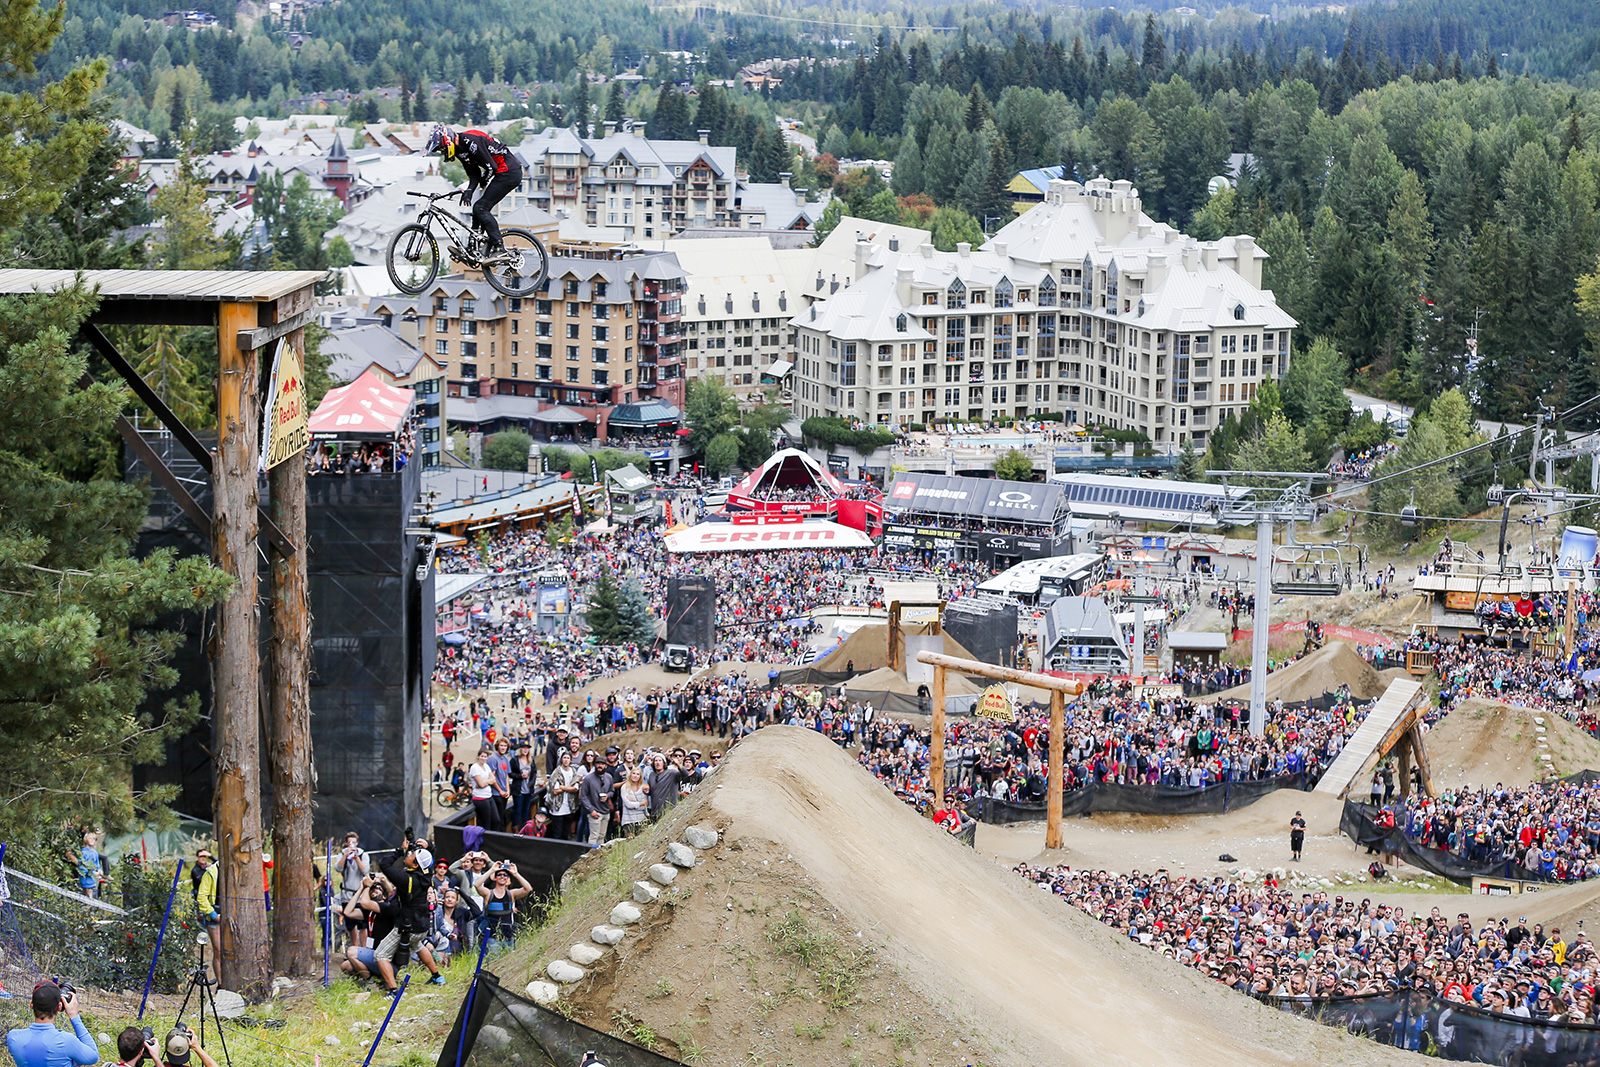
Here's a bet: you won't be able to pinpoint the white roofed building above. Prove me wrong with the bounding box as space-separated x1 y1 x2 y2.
788 176 1297 448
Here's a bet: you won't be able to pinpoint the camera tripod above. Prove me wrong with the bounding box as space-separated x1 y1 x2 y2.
172 965 234 1067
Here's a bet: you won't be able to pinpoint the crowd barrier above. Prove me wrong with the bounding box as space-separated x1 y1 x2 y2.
1339 802 1595 886
1264 989 1600 1066
438 970 686 1067
972 773 1310 824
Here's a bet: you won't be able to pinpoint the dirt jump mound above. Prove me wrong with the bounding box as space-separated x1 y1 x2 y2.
1210 640 1387 705
516 726 1420 1067
1425 698 1600 788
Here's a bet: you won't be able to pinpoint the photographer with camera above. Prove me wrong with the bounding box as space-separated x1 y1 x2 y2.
471 860 532 953
373 829 446 993
110 1028 158 1067
156 1026 215 1067
5 981 97 1067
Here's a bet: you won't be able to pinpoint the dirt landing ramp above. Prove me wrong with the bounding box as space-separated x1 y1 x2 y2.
709 726 1419 1067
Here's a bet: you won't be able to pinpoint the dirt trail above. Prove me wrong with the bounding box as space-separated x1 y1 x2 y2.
1424 698 1600 788
703 727 1422 1067
1209 641 1390 704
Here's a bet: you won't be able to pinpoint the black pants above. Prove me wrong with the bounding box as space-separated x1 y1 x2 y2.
473 796 502 833
472 168 521 248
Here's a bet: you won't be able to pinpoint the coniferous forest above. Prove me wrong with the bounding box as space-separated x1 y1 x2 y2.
22 0 1600 431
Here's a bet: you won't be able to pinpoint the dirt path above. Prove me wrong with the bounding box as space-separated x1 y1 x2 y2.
1423 698 1600 788
707 727 1424 1067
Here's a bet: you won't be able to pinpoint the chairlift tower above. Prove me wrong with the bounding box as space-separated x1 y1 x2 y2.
1209 472 1327 737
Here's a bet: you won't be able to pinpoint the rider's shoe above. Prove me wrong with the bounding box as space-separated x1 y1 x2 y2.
482 246 519 265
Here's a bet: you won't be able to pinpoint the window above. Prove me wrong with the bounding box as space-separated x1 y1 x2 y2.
567 301 580 317
461 299 476 315
461 342 477 359
435 340 448 355
566 367 579 382
1233 303 1245 321
537 300 553 316
434 317 448 333
566 323 579 339
536 321 552 337
593 369 609 385
510 362 519 378
593 326 609 341
593 304 609 320
994 279 1013 309
460 362 477 379
947 281 966 310
460 319 477 337
593 348 608 363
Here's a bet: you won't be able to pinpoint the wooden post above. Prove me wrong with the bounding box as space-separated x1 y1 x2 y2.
1046 688 1065 849
1395 733 1413 801
929 664 945 814
1566 579 1578 662
214 300 270 997
269 319 314 977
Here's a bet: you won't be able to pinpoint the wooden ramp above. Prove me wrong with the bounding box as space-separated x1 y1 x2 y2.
1313 678 1433 799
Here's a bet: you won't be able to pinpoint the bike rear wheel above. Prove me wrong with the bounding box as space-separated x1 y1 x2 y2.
386 222 440 294
483 227 549 297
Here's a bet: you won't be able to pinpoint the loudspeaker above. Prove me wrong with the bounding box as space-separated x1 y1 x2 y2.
666 577 717 648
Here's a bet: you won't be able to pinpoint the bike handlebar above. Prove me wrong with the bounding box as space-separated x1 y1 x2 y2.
407 190 460 200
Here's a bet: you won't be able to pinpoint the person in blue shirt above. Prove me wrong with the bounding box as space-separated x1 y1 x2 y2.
5 981 98 1067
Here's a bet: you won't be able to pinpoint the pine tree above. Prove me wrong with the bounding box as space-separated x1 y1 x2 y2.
586 570 623 643
548 93 565 127
572 74 591 135
616 576 657 645
451 81 468 123
605 80 625 123
1140 14 1167 77
0 284 232 862
400 72 412 122
413 86 430 122
964 84 993 132
892 137 924 196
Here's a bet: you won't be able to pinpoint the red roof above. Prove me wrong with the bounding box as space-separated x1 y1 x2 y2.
308 369 414 439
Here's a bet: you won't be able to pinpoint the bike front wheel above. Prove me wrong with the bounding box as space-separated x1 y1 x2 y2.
484 227 549 298
386 223 441 294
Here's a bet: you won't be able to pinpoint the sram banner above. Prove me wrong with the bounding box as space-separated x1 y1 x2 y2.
664 520 875 553
260 337 309 469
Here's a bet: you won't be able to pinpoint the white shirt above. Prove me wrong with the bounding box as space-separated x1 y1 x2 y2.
470 760 494 800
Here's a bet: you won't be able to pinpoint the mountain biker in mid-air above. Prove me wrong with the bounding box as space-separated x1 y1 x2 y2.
426 123 523 264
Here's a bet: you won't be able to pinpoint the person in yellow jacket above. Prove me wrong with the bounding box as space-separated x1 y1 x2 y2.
193 847 221 973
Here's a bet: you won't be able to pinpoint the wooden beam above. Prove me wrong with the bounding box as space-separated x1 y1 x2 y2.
914 651 1083 850
213 299 271 999
268 324 315 977
1047 688 1064 850
81 324 297 557
238 306 317 353
914 651 1086 695
929 664 946 815
114 414 212 543
1408 722 1435 797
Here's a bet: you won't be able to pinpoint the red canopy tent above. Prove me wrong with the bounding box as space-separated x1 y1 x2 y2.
309 369 415 440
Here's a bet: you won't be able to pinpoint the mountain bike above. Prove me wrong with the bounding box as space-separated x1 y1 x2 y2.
386 189 550 298
432 781 472 809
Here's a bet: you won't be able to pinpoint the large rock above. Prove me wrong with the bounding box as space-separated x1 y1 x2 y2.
569 943 604 966
211 990 247 1019
476 1026 512 1051
633 881 661 904
591 925 626 945
609 901 642 926
665 842 698 868
684 825 719 849
524 981 560 1006
648 863 679 886
547 959 585 984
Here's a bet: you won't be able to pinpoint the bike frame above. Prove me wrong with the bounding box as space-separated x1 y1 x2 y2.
415 201 483 258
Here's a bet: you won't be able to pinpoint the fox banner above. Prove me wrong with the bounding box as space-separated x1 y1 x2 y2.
261 337 310 469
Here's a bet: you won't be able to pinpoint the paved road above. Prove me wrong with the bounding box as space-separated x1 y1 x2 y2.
1343 389 1524 437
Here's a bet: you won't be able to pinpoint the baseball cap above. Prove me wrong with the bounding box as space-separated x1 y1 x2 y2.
414 848 434 870
165 1033 192 1064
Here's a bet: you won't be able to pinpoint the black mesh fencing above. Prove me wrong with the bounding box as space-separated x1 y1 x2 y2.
437 971 687 1067
1339 802 1583 885
972 774 1308 824
1264 990 1600 1066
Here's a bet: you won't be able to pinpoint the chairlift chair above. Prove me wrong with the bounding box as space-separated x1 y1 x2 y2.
1271 544 1345 597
